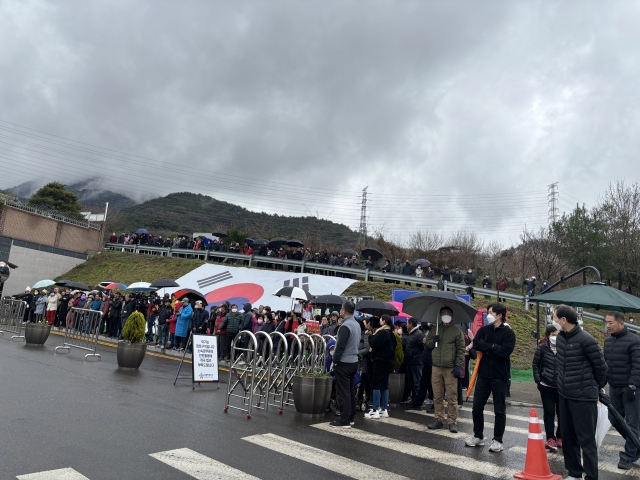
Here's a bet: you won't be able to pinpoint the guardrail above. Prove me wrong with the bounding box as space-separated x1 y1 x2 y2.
103 242 635 332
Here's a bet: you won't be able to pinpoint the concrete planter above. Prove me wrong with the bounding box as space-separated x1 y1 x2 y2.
24 323 51 346
117 342 147 369
292 376 332 415
388 372 406 405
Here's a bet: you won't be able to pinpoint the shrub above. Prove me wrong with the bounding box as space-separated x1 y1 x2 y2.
122 311 146 343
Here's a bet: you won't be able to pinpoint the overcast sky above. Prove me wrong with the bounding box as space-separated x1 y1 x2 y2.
0 1 638 246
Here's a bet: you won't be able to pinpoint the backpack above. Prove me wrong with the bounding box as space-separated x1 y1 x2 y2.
392 331 404 369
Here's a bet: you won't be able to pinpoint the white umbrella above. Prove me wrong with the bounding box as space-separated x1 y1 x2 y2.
32 279 55 289
127 281 156 292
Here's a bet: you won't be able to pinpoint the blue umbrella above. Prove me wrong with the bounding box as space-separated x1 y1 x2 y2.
414 258 431 268
33 279 55 289
136 228 149 234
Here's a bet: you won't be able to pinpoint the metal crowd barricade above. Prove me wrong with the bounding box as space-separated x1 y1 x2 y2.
0 299 26 341
310 334 327 373
267 331 288 413
54 307 102 361
252 331 273 412
297 332 315 374
282 332 302 407
224 330 258 418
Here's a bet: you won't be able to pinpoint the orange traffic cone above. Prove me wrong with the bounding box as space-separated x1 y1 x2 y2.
514 408 561 480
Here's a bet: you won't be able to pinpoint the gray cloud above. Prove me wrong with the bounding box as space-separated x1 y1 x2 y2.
0 1 638 244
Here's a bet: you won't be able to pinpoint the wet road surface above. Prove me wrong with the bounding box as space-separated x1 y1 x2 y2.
0 333 637 479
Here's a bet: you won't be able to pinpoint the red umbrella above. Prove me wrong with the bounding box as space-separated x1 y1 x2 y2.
388 301 411 319
104 282 127 290
172 288 207 305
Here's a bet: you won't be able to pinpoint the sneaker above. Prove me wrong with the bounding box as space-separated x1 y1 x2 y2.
364 409 380 419
329 420 351 428
449 423 458 433
563 477 583 480
465 436 485 447
556 438 562 448
545 438 558 452
489 440 503 452
618 460 633 470
424 399 434 405
350 421 355 426
334 409 341 416
428 420 444 430
378 409 389 418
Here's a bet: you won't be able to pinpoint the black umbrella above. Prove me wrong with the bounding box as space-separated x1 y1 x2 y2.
212 231 228 238
355 299 399 317
414 258 431 268
173 288 207 305
55 279 72 286
342 249 358 257
599 390 640 450
361 248 383 262
245 238 255 245
269 237 288 248
286 239 304 248
254 238 269 246
149 279 180 288
65 281 90 291
177 233 190 238
312 295 344 308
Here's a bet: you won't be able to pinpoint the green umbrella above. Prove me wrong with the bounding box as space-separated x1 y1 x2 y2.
530 283 640 313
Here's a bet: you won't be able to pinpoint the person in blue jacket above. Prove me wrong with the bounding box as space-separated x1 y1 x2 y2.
175 298 193 352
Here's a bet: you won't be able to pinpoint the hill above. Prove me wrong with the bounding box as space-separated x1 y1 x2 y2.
109 192 360 250
58 250 610 372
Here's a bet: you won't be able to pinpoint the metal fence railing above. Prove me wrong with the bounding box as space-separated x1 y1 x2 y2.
0 299 26 341
0 193 102 230
103 242 634 332
55 307 102 360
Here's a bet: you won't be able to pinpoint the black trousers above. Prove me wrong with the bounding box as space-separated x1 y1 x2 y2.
472 376 507 442
416 362 433 404
559 396 598 480
537 384 561 440
335 362 357 425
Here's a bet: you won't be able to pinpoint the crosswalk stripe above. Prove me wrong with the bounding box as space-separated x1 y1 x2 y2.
150 448 260 479
243 433 410 480
407 410 621 437
377 416 464 438
507 447 640 477
17 468 90 480
311 423 517 479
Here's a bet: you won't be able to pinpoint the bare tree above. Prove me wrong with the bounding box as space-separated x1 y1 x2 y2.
408 230 444 253
520 228 566 283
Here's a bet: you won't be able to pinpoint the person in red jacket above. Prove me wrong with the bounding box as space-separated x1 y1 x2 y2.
167 304 180 348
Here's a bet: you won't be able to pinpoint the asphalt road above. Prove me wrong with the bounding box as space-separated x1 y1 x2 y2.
0 333 636 480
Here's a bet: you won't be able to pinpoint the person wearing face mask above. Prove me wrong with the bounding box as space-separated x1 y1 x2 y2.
219 304 243 359
192 300 209 336
533 325 561 452
425 307 465 432
466 303 516 452
555 304 607 480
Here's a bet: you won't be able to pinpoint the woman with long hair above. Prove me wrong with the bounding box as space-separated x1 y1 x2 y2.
533 324 561 451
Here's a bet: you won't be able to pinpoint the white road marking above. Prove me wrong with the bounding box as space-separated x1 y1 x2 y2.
311 423 517 479
150 448 260 479
508 447 640 477
408 409 621 437
243 433 410 480
17 468 90 480
377 416 465 438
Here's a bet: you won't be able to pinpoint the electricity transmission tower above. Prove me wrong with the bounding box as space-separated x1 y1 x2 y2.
548 182 559 224
358 186 368 248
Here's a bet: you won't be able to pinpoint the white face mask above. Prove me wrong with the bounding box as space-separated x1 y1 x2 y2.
395 328 402 334
329 350 334 357
441 315 452 324
552 321 562 331
257 319 263 325
231 308 237 313
549 336 557 345
486 314 496 325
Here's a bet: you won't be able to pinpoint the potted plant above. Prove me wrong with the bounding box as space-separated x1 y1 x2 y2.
117 311 147 369
388 331 406 405
292 371 332 415
24 318 51 346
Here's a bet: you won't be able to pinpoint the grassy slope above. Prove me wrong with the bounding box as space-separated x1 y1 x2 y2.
61 252 608 373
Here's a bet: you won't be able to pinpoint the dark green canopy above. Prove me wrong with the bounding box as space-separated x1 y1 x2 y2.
529 283 640 313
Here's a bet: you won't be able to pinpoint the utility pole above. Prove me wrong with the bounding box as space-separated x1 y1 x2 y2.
358 186 368 248
547 182 559 224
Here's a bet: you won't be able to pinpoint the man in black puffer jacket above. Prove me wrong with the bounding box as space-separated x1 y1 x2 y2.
403 318 425 411
556 304 607 480
604 311 640 470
